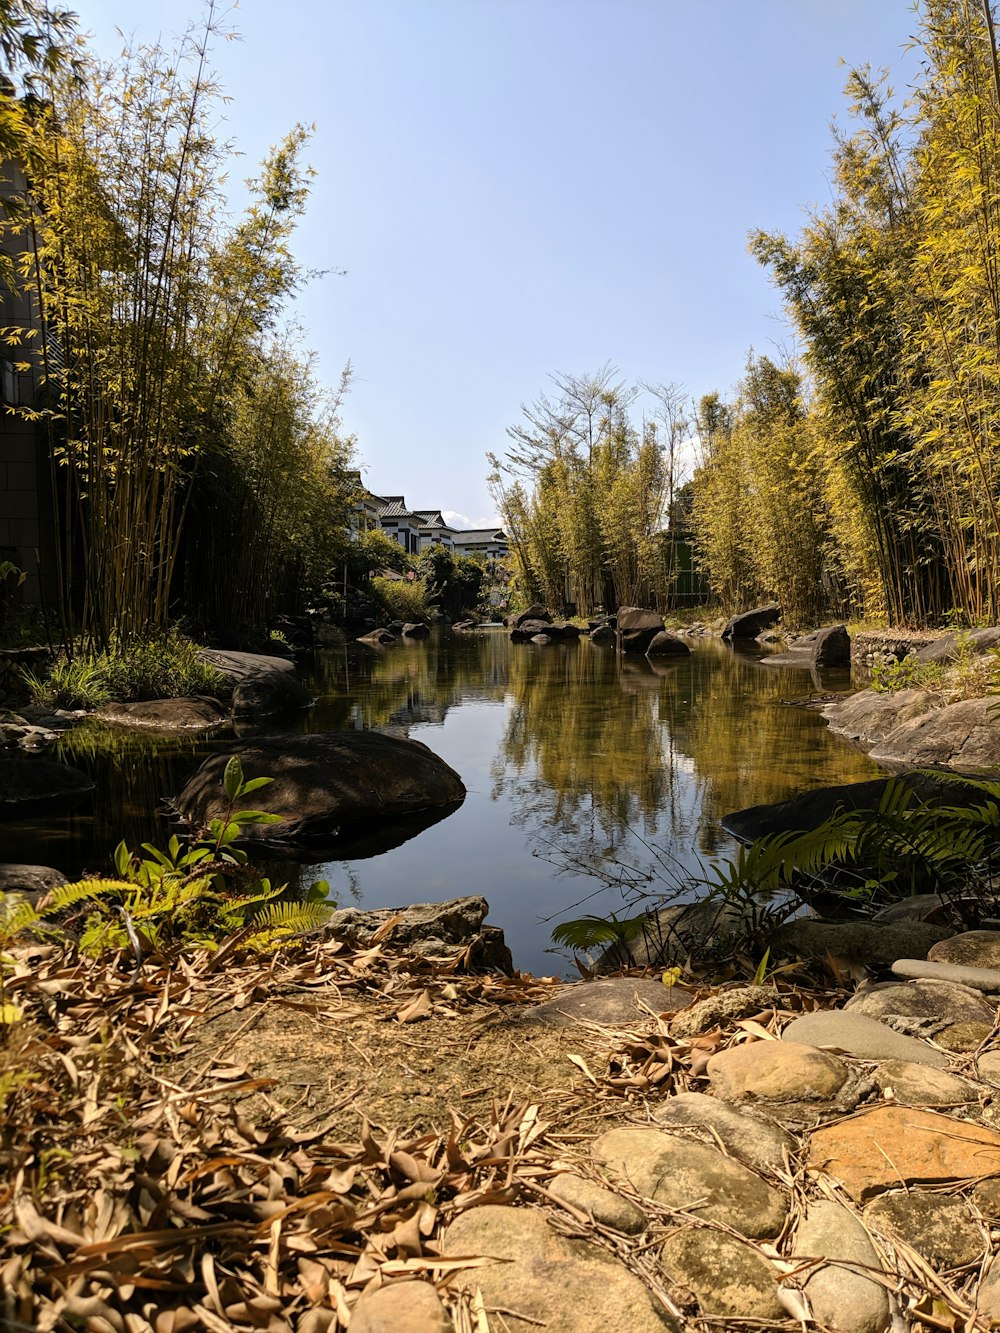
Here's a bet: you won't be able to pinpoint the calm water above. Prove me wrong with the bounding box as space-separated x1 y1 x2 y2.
1 631 884 974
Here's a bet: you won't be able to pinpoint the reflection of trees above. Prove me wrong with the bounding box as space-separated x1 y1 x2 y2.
656 641 883 853
0 723 222 877
493 637 883 874
492 642 701 878
307 631 508 731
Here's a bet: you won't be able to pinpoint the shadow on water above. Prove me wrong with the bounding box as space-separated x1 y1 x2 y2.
2 630 883 973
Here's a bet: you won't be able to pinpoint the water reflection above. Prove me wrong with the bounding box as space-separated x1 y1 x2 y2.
0 630 884 973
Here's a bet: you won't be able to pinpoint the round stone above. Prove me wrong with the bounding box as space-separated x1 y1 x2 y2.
706 1041 849 1102
873 1060 979 1106
929 931 1000 969
935 1021 993 1053
865 1192 985 1268
548 1173 647 1234
661 1230 782 1321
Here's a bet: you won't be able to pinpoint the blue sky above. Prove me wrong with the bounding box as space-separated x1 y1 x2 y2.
81 0 920 527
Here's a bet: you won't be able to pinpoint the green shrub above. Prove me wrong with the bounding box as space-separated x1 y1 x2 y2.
869 651 942 693
371 577 429 623
25 658 111 709
24 630 223 708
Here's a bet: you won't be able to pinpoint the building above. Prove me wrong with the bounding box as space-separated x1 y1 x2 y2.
452 527 509 560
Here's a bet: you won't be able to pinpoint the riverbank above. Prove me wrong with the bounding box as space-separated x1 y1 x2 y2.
6 914 1000 1332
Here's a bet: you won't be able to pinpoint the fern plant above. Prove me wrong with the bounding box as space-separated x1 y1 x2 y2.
551 772 1000 969
0 756 335 987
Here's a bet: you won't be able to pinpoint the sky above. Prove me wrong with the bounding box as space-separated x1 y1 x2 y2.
79 0 922 529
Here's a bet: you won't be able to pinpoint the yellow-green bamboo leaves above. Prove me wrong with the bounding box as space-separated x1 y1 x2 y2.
0 9 342 647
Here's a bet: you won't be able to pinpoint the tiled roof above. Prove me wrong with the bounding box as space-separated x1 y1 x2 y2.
454 529 507 543
414 510 450 527
376 497 418 519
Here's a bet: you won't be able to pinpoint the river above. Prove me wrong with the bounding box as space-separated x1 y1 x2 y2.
1 630 884 974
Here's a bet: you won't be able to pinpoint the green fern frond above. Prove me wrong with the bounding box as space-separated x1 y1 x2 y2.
551 911 650 952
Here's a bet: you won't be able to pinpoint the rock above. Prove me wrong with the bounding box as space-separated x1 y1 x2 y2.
400 622 430 638
326 897 512 973
0 754 95 817
510 619 555 642
873 1060 979 1105
722 603 781 641
512 605 552 628
869 697 1000 771
822 689 941 746
551 622 582 639
846 978 994 1027
516 977 681 1029
650 1091 796 1177
930 931 1000 969
669 985 777 1038
936 1021 993 1052
596 900 748 972
892 957 1000 991
812 624 852 670
350 1282 450 1333
95 697 229 732
874 893 957 925
792 1200 890 1333
808 1105 1000 1199
972 1178 1000 1218
357 629 396 646
616 607 666 654
977 1050 1000 1083
591 1126 787 1236
616 606 664 634
722 770 959 843
645 631 691 657
589 623 616 643
198 648 313 718
782 1011 949 1066
530 634 552 645
977 1256 1000 1325
771 919 952 967
914 627 1000 664
547 1173 647 1233
706 1041 850 1103
0 863 67 898
660 1230 782 1322
865 1192 984 1268
442 1205 677 1332
174 732 466 850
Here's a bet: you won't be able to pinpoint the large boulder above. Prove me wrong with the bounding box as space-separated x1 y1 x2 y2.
869 696 1000 772
721 771 961 844
198 649 312 718
645 630 691 657
512 604 552 628
0 863 67 900
914 627 1000 664
812 623 851 669
326 896 512 973
0 754 95 817
616 606 665 654
722 603 781 640
95 697 228 733
822 688 942 747
510 619 554 642
174 731 466 849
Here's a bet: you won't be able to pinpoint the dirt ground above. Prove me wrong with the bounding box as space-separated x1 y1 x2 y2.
185 981 629 1143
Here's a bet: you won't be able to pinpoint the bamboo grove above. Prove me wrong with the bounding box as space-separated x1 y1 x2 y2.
496 2 1000 630
488 366 690 616
0 3 356 648
737 0 1000 628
